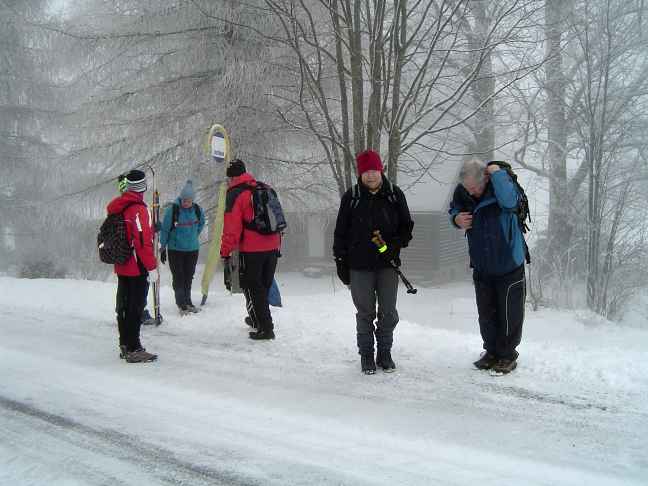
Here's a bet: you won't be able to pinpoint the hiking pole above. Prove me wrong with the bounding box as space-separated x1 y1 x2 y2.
371 231 418 294
391 263 417 294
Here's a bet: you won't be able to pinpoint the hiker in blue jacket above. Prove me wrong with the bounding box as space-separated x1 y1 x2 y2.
159 180 206 314
449 159 526 374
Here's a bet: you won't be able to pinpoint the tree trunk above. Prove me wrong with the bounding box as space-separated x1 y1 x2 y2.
387 0 407 183
545 0 572 270
347 0 365 154
469 1 495 161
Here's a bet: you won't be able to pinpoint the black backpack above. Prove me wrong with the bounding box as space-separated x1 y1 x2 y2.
227 182 287 235
97 202 144 264
170 202 202 233
487 160 531 263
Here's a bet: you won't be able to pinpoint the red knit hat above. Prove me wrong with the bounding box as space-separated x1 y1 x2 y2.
356 150 383 175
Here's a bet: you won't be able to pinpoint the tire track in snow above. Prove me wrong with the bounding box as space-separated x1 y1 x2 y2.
0 395 260 486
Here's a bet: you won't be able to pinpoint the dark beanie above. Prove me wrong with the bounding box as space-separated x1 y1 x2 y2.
125 169 147 192
226 159 246 178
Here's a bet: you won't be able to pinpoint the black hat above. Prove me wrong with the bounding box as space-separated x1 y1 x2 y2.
125 169 147 192
226 159 246 178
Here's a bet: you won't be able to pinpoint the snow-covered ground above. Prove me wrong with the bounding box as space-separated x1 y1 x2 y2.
1 272 647 485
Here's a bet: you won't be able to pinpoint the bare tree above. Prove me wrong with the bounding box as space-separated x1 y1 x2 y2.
264 0 542 194
508 0 648 316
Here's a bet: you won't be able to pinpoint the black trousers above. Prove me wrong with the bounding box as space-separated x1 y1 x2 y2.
473 265 526 360
240 251 278 333
168 249 199 307
116 274 148 351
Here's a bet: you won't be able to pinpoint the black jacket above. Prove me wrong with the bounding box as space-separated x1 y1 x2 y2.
333 175 414 270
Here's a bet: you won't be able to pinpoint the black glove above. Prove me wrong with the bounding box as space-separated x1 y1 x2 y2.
160 248 167 264
154 222 162 233
378 242 401 267
335 257 350 285
222 256 232 291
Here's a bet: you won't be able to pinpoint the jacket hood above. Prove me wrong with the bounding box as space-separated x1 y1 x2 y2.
107 191 145 214
228 172 256 189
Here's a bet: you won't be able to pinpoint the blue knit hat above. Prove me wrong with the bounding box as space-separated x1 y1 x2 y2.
179 179 195 200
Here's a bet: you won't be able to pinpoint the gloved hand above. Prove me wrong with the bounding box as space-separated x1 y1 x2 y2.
380 242 401 267
335 256 350 285
222 256 232 291
371 231 401 267
160 247 167 264
154 222 162 233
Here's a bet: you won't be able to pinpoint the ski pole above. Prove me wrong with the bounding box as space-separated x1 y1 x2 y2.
371 230 418 294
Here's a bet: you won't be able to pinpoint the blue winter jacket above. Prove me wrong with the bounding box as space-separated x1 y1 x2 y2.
448 170 525 276
160 198 206 252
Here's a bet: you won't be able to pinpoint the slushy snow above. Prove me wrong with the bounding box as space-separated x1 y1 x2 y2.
1 272 646 485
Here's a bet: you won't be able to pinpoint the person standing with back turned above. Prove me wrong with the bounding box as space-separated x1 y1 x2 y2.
107 169 158 363
220 159 282 341
333 150 414 375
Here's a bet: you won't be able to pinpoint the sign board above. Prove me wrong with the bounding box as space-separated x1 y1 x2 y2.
211 132 226 163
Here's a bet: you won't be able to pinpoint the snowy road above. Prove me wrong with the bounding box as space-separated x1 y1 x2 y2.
1 276 647 485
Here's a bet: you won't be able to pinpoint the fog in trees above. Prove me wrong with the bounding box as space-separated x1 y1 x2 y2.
1 0 646 321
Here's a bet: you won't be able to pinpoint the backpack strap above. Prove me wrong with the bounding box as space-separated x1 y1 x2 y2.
170 203 180 232
226 184 253 213
122 201 146 248
170 203 203 233
350 184 361 209
350 179 398 210
384 178 398 204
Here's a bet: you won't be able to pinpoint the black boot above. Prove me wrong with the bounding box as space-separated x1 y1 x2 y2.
473 352 497 370
376 349 396 373
249 329 275 340
361 354 376 375
491 358 517 374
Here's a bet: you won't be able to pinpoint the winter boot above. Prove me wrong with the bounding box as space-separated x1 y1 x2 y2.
244 316 257 328
361 354 376 375
125 348 158 363
376 349 396 373
249 329 275 340
491 358 517 375
119 345 128 359
473 352 498 370
141 309 156 326
178 305 190 316
186 304 201 314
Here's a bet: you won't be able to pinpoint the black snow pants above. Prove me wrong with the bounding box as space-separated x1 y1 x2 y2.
116 274 148 352
168 249 199 308
240 251 278 333
473 265 526 360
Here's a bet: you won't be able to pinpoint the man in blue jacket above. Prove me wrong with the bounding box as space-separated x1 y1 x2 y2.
160 180 206 314
449 159 526 374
